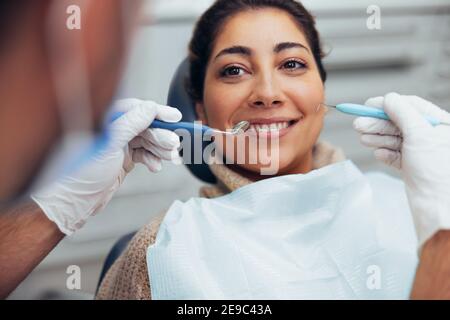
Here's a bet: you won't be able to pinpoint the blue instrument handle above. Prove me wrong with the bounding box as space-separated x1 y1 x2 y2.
336 103 441 126
110 111 210 134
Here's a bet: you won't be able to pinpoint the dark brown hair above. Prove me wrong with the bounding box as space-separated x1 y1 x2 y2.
188 0 327 103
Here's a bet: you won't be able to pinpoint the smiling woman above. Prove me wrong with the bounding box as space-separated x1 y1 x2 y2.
188 0 329 178
96 0 349 300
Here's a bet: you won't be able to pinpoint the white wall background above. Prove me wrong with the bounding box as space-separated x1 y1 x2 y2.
9 0 450 299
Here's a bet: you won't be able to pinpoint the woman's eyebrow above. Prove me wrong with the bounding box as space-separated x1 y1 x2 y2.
214 46 252 60
274 42 310 54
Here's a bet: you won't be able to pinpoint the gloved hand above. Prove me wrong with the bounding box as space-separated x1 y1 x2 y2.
353 92 450 248
31 99 182 235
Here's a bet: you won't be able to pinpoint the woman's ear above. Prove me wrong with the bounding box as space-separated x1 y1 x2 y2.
195 102 208 125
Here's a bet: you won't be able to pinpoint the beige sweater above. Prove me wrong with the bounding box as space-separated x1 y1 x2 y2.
96 141 345 300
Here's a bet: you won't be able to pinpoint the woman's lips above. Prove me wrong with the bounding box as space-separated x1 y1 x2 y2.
240 117 302 138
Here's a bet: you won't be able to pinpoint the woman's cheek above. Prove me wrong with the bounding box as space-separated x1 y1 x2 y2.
285 80 324 115
203 92 228 129
204 86 248 131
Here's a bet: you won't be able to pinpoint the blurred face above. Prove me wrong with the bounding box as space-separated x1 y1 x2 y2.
196 8 325 177
84 0 142 123
0 0 141 203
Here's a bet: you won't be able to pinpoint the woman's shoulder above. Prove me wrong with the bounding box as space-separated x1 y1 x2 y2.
134 213 166 249
96 212 167 300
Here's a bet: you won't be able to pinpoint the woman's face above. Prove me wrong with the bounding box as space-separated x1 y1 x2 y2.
196 8 325 176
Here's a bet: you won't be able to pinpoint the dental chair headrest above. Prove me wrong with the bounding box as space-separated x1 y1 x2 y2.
167 58 217 184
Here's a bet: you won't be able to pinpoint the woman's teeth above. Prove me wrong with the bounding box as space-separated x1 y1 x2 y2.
249 121 291 133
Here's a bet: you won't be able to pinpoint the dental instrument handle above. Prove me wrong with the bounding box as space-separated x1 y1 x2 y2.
110 111 210 134
151 119 209 134
335 103 441 126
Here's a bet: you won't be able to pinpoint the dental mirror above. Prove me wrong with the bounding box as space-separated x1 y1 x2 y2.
208 121 250 136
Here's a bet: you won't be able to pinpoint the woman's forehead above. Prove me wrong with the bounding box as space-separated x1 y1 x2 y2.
212 8 311 56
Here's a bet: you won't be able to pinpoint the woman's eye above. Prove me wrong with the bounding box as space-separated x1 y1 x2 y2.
221 66 245 78
281 60 306 71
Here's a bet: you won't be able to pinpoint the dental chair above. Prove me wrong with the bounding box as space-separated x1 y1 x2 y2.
97 58 215 291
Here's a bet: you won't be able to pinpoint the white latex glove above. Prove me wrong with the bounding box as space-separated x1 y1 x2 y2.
31 99 182 235
353 92 450 248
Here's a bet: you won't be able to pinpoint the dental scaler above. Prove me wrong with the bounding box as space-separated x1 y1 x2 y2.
110 112 250 136
323 103 450 126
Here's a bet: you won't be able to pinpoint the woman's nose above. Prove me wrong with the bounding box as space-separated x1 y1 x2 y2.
249 75 284 109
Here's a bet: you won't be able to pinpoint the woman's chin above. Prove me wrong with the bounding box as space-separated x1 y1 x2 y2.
228 156 299 178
